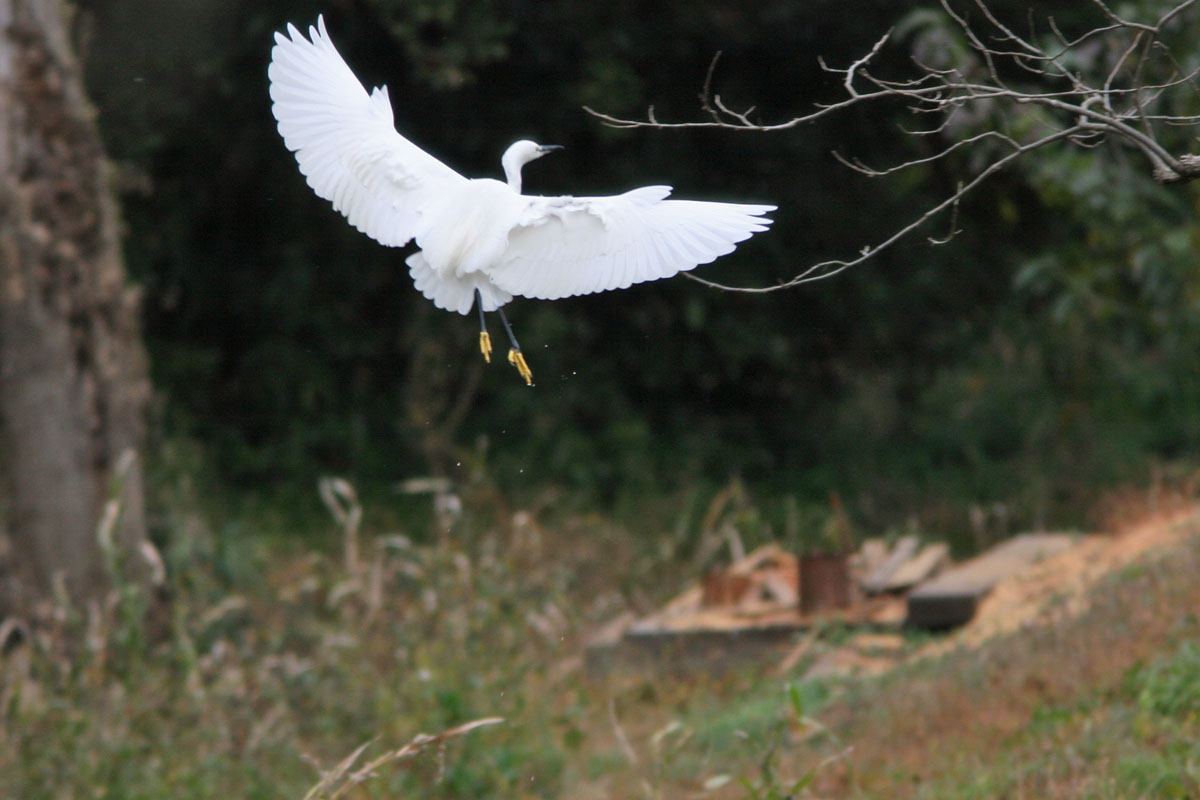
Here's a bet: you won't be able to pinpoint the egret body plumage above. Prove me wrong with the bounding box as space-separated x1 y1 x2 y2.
268 16 775 384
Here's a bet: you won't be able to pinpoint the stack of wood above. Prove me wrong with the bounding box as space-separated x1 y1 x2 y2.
700 545 798 611
854 535 951 595
852 532 1079 627
584 531 1085 676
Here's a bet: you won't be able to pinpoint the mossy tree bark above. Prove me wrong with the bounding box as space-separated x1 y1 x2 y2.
0 0 152 618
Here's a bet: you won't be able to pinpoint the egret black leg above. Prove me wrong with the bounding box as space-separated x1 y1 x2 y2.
497 305 533 386
474 289 492 363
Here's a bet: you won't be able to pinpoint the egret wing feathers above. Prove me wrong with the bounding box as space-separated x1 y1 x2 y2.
269 16 776 324
486 188 775 301
268 16 466 248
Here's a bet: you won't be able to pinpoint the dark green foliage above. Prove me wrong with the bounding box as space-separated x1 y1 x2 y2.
79 0 1200 541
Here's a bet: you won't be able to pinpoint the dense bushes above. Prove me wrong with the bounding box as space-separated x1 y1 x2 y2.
82 0 1200 541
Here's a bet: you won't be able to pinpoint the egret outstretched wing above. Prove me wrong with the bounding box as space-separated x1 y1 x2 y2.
269 16 777 385
487 187 775 300
268 16 466 247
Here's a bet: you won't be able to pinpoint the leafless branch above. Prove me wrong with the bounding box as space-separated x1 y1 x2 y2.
585 0 1200 292
684 127 1081 293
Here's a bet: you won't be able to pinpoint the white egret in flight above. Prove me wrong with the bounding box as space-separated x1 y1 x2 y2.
269 16 775 385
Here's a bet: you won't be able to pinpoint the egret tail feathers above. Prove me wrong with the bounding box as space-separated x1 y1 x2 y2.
406 251 512 315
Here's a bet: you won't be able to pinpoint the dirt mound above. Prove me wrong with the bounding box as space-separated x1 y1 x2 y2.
922 505 1200 657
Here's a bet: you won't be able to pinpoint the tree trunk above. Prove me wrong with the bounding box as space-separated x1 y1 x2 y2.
0 0 152 617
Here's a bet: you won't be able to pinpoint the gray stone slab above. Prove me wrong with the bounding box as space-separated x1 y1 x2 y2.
906 533 1077 629
584 623 802 677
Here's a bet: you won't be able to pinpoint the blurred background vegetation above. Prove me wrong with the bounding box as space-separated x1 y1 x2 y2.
80 0 1200 546
6 2 1199 798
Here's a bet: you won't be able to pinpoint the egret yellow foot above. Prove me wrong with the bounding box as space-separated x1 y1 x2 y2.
508 348 533 385
479 331 493 363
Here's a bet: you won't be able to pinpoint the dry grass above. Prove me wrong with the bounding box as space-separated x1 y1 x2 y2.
2 483 1199 799
800 511 1200 798
0 478 658 799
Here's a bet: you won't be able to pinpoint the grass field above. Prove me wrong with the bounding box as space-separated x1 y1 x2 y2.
3 484 1199 799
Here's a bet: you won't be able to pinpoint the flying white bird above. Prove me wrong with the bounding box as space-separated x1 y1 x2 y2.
268 16 775 385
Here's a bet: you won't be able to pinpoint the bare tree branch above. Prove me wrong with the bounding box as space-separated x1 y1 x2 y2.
586 0 1200 293
684 127 1081 293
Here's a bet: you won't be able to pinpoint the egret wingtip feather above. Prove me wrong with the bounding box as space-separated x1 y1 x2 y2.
268 17 775 383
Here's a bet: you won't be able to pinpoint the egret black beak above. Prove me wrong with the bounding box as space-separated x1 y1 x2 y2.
538 144 564 153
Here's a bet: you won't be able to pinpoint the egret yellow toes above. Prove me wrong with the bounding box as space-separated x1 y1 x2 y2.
479 331 493 363
508 348 533 386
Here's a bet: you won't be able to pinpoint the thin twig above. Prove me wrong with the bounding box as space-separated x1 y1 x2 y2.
585 0 1200 293
303 718 504 800
685 128 1083 293
608 698 640 766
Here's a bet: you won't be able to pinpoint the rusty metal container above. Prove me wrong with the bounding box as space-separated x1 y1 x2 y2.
799 553 851 613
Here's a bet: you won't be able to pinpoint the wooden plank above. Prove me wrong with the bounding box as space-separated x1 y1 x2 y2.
861 534 919 594
883 542 950 592
853 538 890 581
906 533 1076 629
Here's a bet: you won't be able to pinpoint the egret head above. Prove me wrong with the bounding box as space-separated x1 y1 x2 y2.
502 140 563 193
